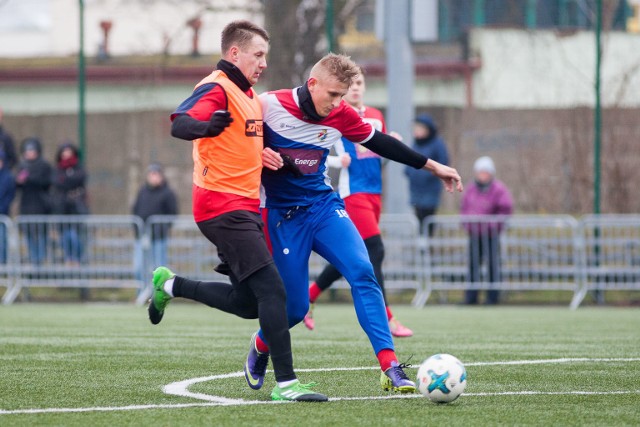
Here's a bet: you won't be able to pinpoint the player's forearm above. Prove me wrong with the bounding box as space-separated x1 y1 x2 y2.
171 114 210 141
361 130 427 169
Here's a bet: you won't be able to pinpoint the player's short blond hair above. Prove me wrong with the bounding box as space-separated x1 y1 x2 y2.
310 53 360 86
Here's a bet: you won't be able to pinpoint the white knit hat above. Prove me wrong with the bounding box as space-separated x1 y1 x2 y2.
473 156 496 175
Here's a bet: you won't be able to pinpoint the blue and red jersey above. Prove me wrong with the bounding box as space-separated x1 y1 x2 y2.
260 88 374 208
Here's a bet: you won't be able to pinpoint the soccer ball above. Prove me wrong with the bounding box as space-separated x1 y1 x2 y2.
416 354 467 403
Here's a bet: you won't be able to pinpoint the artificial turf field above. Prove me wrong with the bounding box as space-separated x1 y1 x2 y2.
1 303 639 426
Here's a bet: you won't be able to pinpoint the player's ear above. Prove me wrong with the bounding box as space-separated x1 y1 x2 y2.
228 46 240 62
307 77 317 90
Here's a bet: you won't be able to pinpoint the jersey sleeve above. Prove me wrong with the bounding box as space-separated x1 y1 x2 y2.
170 83 228 122
338 103 375 144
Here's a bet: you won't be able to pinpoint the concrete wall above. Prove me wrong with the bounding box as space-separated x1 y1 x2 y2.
432 107 640 214
4 107 640 217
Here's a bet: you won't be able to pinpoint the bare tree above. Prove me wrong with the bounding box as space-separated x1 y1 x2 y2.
262 0 365 90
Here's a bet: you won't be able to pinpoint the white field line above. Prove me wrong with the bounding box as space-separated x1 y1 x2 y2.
2 358 640 416
2 390 640 415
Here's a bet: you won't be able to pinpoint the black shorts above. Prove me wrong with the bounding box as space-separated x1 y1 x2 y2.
197 210 273 282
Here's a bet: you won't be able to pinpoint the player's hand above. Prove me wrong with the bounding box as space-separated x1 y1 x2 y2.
281 154 304 177
207 110 233 137
262 147 284 170
424 159 464 193
340 153 351 168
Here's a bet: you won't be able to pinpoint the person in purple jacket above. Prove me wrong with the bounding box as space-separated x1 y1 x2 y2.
460 156 513 305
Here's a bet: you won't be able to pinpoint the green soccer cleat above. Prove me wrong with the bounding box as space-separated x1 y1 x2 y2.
148 266 175 325
271 381 328 402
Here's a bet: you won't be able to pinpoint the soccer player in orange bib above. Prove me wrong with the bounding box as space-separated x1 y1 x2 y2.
148 20 327 402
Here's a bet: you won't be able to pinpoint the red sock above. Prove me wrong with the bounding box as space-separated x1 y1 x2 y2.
255 335 270 353
309 282 322 303
385 306 393 321
377 348 398 372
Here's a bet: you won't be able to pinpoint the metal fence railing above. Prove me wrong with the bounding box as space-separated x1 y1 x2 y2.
2 215 145 305
577 215 640 307
1 214 639 307
419 215 583 308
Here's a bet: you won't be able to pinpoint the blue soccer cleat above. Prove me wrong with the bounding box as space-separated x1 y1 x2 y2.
244 333 270 390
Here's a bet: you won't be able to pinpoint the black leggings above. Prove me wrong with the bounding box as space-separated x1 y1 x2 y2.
315 234 387 304
172 263 295 382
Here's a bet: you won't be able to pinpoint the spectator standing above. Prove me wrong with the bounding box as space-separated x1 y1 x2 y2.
460 156 513 305
0 108 18 170
404 113 449 235
51 142 89 265
0 151 16 263
16 138 53 266
132 163 177 268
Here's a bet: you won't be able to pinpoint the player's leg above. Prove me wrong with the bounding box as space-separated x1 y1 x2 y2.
313 263 343 294
148 213 269 323
203 212 303 390
258 206 315 333
363 234 412 338
304 262 342 330
349 194 413 337
247 207 326 400
312 194 415 392
148 267 258 322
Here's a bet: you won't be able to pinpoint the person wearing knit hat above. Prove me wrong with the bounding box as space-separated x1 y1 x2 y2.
460 156 513 305
474 156 496 176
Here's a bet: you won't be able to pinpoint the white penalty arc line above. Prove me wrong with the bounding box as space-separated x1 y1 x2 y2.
162 358 640 403
2 358 640 415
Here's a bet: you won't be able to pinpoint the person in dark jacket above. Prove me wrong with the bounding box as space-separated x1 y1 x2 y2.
404 113 449 235
0 109 18 170
132 163 178 268
0 150 16 263
16 137 53 265
51 142 89 265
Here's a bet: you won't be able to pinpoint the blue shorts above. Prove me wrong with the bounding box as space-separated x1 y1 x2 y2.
260 192 394 355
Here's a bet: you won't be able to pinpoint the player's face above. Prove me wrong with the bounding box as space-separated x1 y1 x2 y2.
308 75 349 117
231 35 269 86
344 74 365 108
